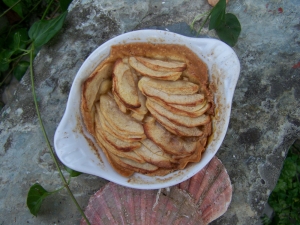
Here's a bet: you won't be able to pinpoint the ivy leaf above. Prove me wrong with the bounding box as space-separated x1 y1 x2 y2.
8 28 29 54
13 61 29 81
27 183 52 216
59 0 73 11
28 11 67 48
65 166 82 177
209 0 226 30
0 49 14 72
215 13 241 47
3 0 24 18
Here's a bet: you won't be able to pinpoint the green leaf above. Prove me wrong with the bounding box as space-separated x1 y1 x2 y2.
0 49 14 72
59 0 73 11
209 0 226 30
8 28 29 53
215 13 241 47
13 61 29 80
283 159 297 178
267 141 300 225
27 183 52 216
274 180 287 192
28 11 68 48
3 0 24 18
65 166 82 177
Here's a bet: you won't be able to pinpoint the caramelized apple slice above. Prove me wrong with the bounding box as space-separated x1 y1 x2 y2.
129 57 181 81
113 59 140 108
134 145 176 168
128 69 148 116
135 56 187 72
83 62 113 111
112 90 127 113
143 120 197 156
95 123 145 163
139 77 199 95
97 103 144 142
148 97 211 118
94 138 134 177
140 139 177 163
100 94 145 136
146 99 210 127
81 62 113 134
139 80 204 106
146 101 203 137
169 100 207 112
108 151 159 174
95 112 141 152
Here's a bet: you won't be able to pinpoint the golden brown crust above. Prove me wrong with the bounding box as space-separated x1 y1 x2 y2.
94 130 135 177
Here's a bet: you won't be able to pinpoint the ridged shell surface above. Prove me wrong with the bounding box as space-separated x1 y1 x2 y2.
81 182 204 225
81 156 232 225
178 156 232 224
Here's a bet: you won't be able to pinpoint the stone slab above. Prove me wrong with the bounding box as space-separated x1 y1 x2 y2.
0 0 299 224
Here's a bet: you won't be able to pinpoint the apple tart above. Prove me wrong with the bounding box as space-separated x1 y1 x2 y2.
81 43 214 177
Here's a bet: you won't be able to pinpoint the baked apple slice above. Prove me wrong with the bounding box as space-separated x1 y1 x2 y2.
134 145 176 168
113 59 140 109
148 97 211 118
146 102 203 137
108 151 158 174
135 56 187 72
129 57 182 81
97 103 144 142
139 77 199 95
143 120 198 156
146 99 210 127
139 80 204 106
99 94 145 136
95 120 145 163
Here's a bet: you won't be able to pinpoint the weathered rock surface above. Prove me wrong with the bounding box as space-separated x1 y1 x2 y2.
0 0 299 224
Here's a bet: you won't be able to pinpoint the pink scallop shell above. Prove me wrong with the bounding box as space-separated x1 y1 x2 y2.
81 156 232 225
178 156 232 224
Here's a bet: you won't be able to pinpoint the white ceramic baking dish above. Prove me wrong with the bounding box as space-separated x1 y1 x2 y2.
54 30 240 189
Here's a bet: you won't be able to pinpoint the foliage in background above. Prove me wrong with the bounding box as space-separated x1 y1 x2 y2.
0 0 71 92
0 0 90 224
191 0 241 47
27 166 82 216
262 140 300 225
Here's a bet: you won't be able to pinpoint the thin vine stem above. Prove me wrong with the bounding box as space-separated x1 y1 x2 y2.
49 4 61 19
9 52 29 61
0 0 22 18
29 44 91 225
41 0 55 20
197 9 212 35
190 10 210 30
6 0 43 39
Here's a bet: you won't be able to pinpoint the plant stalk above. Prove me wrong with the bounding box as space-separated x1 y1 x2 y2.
41 0 55 20
190 11 210 30
7 0 43 39
0 0 22 18
29 44 91 225
197 10 212 35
